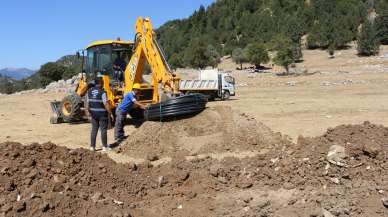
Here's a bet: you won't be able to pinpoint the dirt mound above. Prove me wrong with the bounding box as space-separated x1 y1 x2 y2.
206 122 388 216
1 122 387 217
0 142 222 217
118 119 387 216
119 105 286 159
308 121 388 159
0 142 139 217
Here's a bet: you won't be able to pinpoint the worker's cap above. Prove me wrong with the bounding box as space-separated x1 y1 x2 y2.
132 83 141 89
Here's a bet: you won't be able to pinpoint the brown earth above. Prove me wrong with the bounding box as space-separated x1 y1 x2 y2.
119 105 287 159
1 111 387 217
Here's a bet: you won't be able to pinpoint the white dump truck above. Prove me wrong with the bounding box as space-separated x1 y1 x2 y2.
179 69 236 100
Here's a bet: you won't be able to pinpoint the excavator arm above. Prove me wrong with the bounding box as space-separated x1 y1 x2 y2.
124 17 180 103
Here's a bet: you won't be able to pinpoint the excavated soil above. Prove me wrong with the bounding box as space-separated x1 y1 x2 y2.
119 106 288 159
1 113 388 216
0 142 221 217
222 121 388 217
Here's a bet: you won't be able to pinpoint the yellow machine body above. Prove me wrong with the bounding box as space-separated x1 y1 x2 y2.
52 17 182 123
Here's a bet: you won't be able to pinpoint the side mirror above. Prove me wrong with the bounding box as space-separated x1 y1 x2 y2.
76 51 81 59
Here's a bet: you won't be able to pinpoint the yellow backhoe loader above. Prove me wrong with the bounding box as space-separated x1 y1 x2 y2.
50 17 207 124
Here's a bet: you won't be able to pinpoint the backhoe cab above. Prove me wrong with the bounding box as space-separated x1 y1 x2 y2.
79 40 135 96
50 17 207 124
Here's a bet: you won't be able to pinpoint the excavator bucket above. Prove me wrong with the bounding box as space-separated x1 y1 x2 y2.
49 93 85 124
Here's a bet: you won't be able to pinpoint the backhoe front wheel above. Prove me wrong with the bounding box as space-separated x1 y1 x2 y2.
60 94 83 122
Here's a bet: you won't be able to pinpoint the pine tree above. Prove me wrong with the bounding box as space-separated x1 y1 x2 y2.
270 34 302 62
274 43 294 75
328 42 336 58
244 43 270 70
183 40 220 69
168 53 184 69
292 42 303 62
38 62 66 86
184 40 208 69
272 35 299 74
232 48 247 70
206 45 221 68
357 20 380 56
157 0 368 67
375 0 388 44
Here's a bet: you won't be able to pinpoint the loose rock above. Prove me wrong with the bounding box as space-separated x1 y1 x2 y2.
362 143 381 158
327 145 347 167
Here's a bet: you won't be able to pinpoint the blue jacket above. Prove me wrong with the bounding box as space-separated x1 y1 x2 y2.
118 91 136 113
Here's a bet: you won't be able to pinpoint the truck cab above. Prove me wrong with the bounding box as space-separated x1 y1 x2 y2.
220 72 236 99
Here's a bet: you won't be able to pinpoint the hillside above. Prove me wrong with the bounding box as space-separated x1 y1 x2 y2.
0 75 17 94
157 0 388 68
0 67 35 80
0 55 81 94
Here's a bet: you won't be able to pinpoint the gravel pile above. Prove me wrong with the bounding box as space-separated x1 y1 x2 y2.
11 74 82 95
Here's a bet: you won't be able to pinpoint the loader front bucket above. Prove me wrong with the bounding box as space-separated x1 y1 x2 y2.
50 101 64 124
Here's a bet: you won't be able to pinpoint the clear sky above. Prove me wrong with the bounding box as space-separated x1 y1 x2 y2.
0 0 214 69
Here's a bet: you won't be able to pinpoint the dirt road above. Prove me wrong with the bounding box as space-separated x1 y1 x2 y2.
1 69 388 151
221 71 388 140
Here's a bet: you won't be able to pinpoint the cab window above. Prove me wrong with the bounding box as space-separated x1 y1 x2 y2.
112 45 132 72
224 76 235 84
86 45 112 76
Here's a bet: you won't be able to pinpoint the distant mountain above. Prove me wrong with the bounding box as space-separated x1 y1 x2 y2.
0 68 35 80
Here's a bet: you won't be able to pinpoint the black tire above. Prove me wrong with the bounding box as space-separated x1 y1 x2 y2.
207 93 216 101
145 93 208 121
222 91 230 100
60 94 83 122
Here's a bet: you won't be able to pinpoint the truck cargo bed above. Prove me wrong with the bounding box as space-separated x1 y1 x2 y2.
179 79 218 90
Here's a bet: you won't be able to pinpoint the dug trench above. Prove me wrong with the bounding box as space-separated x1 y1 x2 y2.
0 106 387 217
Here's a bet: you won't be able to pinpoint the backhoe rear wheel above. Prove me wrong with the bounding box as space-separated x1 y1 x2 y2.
60 94 83 122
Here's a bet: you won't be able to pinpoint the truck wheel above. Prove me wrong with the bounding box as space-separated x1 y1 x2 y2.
222 91 230 100
60 94 83 122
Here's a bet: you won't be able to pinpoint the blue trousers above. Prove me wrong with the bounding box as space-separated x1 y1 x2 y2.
114 108 127 140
